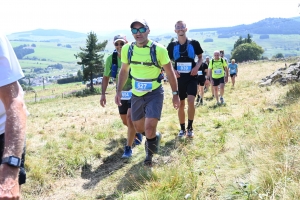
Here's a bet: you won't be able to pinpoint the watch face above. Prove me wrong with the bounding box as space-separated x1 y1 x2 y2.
10 157 20 166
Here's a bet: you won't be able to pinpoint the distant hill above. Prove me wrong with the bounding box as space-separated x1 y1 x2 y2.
10 29 86 38
190 17 300 37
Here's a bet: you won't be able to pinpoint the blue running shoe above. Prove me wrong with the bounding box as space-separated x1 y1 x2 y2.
178 130 186 137
134 133 143 145
186 129 194 138
220 97 225 104
121 146 132 158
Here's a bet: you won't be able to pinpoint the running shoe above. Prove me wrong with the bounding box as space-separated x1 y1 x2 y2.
134 133 143 145
200 98 203 105
220 97 225 104
178 130 186 137
121 146 132 158
196 96 200 104
154 132 162 153
186 129 194 138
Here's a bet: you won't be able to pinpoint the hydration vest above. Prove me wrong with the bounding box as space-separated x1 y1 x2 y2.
127 41 163 83
173 39 195 61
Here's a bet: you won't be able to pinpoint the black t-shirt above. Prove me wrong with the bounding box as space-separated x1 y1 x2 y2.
167 39 203 79
198 62 208 78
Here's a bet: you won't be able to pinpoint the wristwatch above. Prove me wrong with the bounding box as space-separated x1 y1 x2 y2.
1 156 21 167
172 91 179 95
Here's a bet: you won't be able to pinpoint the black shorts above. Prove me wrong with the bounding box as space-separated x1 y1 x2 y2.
230 73 236 77
0 133 26 185
212 77 225 86
118 99 131 115
197 76 206 86
178 77 198 100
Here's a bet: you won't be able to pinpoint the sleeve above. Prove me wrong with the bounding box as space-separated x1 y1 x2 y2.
158 46 170 66
166 42 174 60
103 55 112 77
208 60 213 69
0 34 24 87
121 44 130 64
193 40 204 55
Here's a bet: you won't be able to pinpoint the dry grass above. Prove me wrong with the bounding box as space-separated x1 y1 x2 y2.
21 59 300 200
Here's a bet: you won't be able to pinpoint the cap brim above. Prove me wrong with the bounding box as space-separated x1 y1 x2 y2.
130 21 147 28
114 39 126 44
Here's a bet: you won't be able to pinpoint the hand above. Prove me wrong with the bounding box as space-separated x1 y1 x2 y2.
225 76 228 83
100 94 106 107
172 95 180 110
115 91 122 106
205 80 210 87
190 67 198 76
0 165 20 200
174 70 180 78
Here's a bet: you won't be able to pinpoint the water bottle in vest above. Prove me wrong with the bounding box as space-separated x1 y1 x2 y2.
111 64 118 78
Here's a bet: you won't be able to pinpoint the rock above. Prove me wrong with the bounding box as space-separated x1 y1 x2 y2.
260 62 300 86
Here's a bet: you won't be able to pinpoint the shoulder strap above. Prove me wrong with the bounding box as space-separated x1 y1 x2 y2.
112 50 118 66
149 41 160 68
127 42 135 64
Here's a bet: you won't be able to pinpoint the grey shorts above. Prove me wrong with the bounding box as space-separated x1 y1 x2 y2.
131 86 164 121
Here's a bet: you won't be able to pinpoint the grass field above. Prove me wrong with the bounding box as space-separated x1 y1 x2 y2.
21 58 300 199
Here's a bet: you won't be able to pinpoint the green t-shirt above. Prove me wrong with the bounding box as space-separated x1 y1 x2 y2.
104 53 132 91
208 59 227 79
121 40 170 97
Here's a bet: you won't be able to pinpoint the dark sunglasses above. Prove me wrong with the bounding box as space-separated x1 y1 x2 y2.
131 27 147 34
114 41 124 46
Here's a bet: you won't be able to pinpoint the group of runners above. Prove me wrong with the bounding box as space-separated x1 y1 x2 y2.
100 19 238 166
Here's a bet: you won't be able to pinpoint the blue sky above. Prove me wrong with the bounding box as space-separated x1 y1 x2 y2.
2 0 299 35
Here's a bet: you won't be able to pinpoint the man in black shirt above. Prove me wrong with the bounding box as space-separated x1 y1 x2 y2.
196 56 210 105
167 20 203 138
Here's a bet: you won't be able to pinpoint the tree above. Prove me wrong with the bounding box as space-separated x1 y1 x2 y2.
231 43 264 62
77 70 83 81
274 53 284 58
75 32 107 91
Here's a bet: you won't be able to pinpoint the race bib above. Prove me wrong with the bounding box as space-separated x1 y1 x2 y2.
197 71 203 75
230 69 236 73
214 69 222 75
121 91 132 100
134 81 152 92
177 62 192 73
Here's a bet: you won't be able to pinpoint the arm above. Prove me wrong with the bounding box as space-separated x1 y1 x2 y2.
115 63 130 106
100 76 110 107
163 62 180 110
236 65 238 77
191 54 203 76
0 82 26 199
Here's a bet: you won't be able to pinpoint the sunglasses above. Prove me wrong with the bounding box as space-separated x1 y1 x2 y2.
114 41 124 46
131 27 147 34
175 25 186 30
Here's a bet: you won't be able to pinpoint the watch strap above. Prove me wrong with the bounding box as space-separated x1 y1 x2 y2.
1 156 21 167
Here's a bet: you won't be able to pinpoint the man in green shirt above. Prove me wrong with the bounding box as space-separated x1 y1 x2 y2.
207 50 228 105
100 35 142 158
115 19 180 166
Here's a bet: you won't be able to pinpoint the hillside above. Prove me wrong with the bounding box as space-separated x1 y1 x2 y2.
22 59 300 199
190 17 300 36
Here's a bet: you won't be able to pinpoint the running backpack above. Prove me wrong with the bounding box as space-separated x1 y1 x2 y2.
211 58 225 70
127 41 163 83
173 39 195 61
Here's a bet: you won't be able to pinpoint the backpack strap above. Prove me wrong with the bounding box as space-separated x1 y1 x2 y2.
112 50 118 66
127 41 161 69
173 38 195 61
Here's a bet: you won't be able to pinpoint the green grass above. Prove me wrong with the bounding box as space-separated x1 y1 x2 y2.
21 58 300 199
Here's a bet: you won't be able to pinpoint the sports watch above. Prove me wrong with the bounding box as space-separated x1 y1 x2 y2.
172 91 179 95
1 156 21 167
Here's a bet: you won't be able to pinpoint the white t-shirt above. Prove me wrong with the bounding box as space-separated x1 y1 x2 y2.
0 33 25 134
